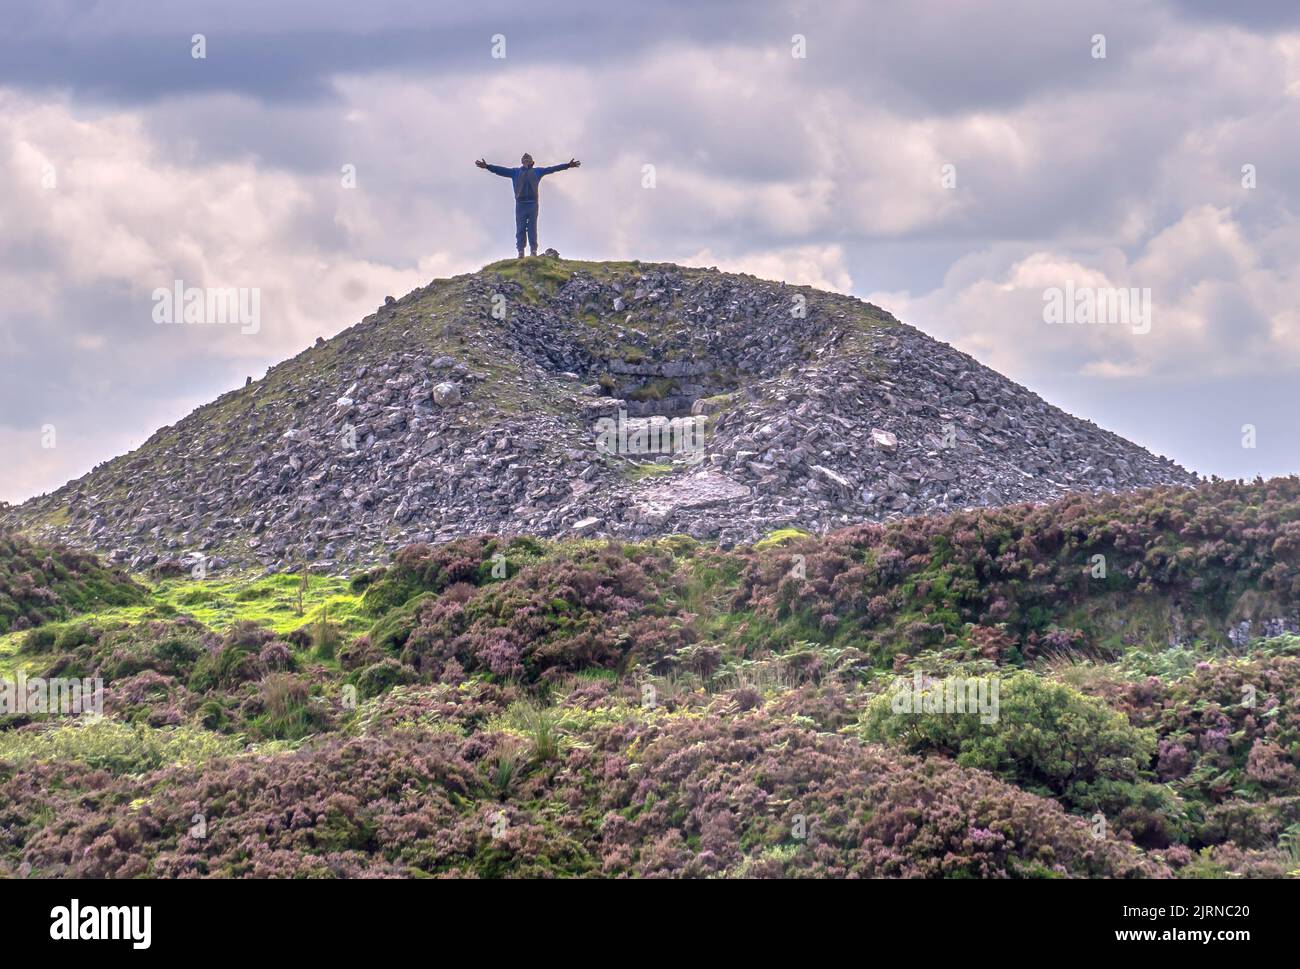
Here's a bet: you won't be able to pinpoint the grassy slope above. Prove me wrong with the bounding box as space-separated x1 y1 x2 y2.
0 572 363 678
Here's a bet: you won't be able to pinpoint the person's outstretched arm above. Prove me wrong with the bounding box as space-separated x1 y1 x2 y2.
537 158 581 176
476 158 515 176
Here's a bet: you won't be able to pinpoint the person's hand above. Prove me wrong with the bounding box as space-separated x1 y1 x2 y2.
569 158 581 168
475 158 488 169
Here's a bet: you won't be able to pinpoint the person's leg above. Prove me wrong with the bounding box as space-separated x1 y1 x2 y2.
525 202 538 254
515 203 527 257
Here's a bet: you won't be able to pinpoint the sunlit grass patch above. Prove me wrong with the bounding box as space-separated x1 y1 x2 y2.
753 527 812 550
0 717 256 775
43 572 368 638
0 630 28 676
1 573 368 679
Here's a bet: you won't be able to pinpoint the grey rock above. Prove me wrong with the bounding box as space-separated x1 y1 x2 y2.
432 382 462 407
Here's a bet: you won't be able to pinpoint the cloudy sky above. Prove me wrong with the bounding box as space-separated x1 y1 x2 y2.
3 0 1299 503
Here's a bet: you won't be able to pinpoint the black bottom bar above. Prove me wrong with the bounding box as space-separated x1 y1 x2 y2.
1 876 1282 956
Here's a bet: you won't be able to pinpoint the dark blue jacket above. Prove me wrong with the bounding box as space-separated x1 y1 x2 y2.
485 162 575 202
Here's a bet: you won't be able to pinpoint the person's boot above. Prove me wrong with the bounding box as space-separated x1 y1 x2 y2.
530 246 538 257
517 249 525 260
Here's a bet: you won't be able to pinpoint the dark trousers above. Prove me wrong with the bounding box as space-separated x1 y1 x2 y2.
515 201 538 252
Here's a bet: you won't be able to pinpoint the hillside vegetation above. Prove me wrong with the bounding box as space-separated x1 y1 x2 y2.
0 532 148 635
1 478 1297 877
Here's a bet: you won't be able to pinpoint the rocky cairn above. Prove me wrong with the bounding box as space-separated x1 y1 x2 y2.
4 257 1197 573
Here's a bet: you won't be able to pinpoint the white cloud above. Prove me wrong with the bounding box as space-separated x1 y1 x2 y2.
679 244 853 292
870 205 1300 385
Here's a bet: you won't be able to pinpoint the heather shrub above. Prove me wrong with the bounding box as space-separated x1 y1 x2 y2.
0 711 1164 879
18 615 354 743
2 480 1297 878
338 633 384 671
258 640 295 672
360 537 496 616
155 632 205 669
26 620 209 688
0 732 566 878
765 681 877 731
366 543 691 683
187 642 260 693
350 681 515 736
1176 843 1296 879
1081 649 1300 841
735 478 1300 660
1197 797 1300 850
581 712 1166 878
0 531 148 634
105 670 189 726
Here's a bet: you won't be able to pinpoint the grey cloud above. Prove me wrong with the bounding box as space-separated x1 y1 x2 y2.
1 0 770 103
1167 0 1300 29
4 0 1300 502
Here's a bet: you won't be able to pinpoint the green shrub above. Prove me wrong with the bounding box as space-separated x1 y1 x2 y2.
53 624 97 652
860 670 1160 817
367 593 436 655
199 698 228 731
187 642 258 693
153 634 203 667
19 627 58 654
356 658 416 699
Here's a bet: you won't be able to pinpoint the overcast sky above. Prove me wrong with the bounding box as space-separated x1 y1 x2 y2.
3 0 1299 503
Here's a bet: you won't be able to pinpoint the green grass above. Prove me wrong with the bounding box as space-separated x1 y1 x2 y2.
0 718 255 775
150 573 366 635
625 378 679 402
753 528 812 550
485 256 578 294
0 631 26 676
0 572 366 678
485 255 641 288
625 462 676 482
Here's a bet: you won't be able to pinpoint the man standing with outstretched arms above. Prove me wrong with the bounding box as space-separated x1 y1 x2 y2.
476 152 581 258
